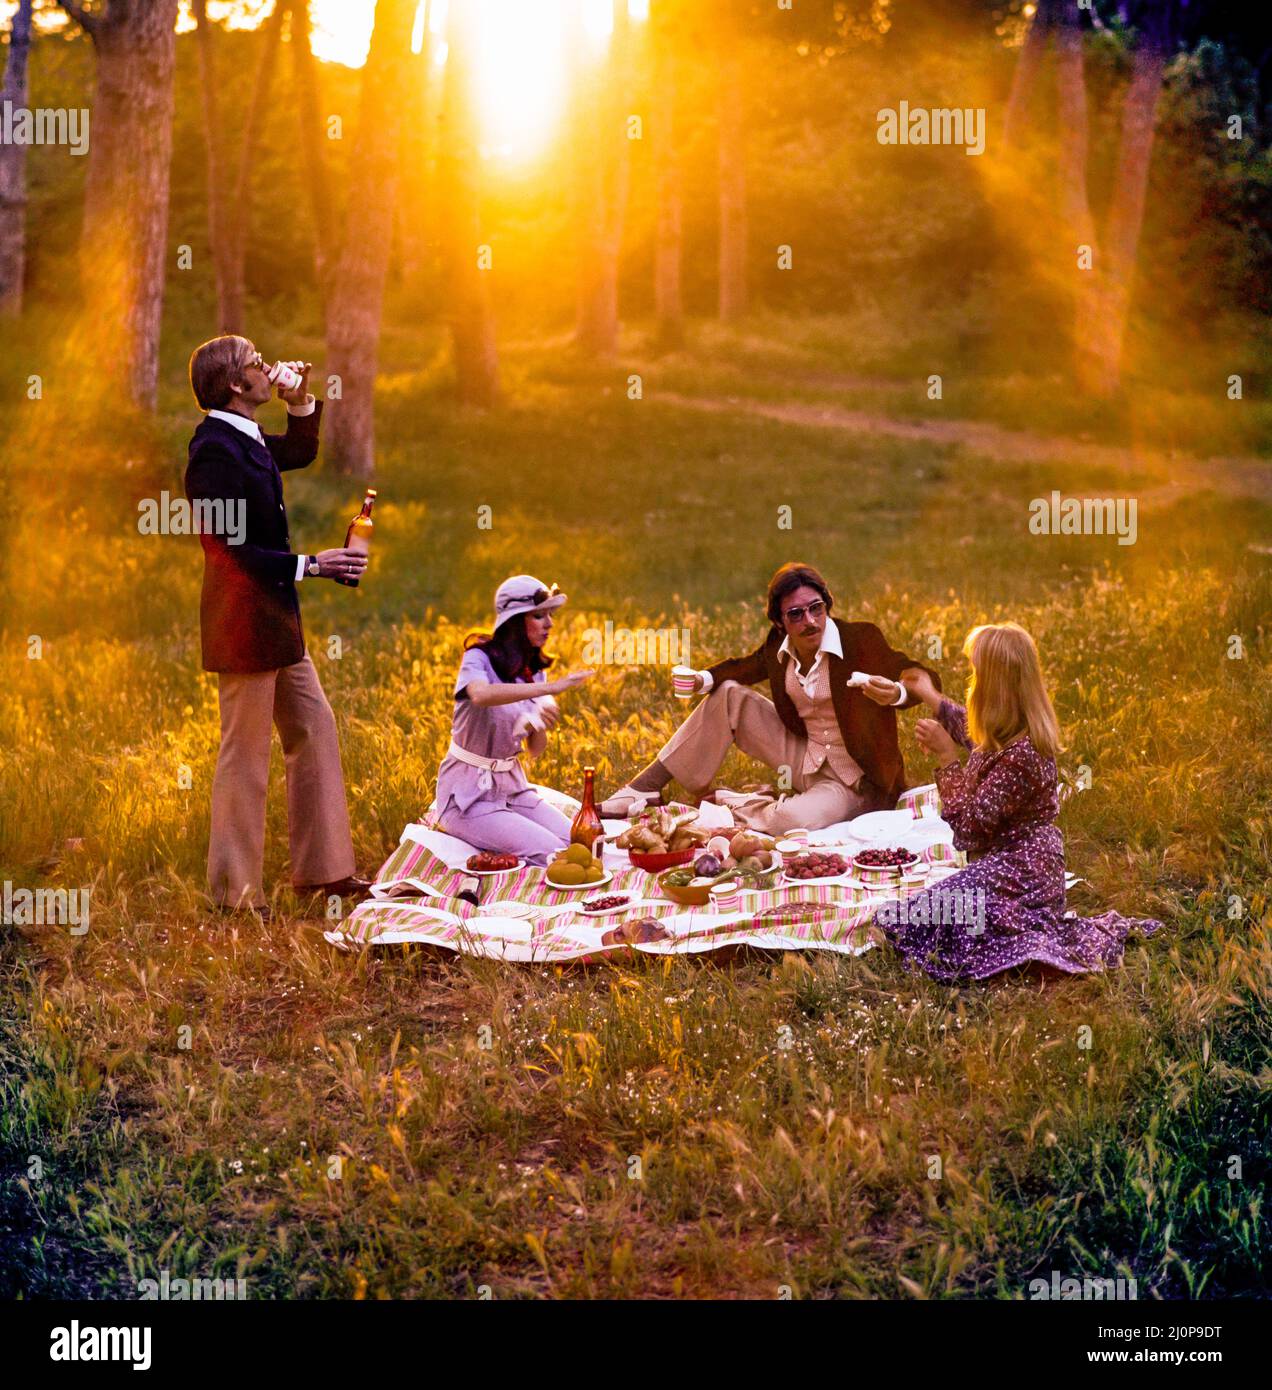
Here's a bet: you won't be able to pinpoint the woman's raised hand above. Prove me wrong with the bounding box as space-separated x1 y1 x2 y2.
916 717 960 766
551 669 596 694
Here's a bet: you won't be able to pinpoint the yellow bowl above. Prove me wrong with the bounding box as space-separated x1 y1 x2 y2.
657 870 712 907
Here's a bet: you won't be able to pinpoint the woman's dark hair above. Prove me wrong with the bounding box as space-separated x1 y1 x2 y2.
463 615 555 682
766 563 834 627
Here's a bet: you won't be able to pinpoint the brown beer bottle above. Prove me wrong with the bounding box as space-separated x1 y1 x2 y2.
335 488 376 588
570 767 604 853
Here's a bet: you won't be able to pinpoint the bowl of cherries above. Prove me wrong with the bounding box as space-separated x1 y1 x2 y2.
852 847 921 880
581 893 632 917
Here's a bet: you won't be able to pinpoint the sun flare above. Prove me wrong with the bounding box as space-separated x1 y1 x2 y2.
307 0 646 164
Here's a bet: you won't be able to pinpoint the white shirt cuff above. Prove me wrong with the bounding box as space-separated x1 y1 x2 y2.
295 554 308 581
698 669 714 693
891 680 907 706
286 396 316 416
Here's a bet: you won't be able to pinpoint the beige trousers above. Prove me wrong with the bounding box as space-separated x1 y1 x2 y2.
658 681 875 834
208 655 355 908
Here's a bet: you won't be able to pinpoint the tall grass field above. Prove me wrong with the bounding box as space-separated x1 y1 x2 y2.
0 315 1268 1300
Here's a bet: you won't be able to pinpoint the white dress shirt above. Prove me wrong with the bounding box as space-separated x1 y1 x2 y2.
207 398 316 581
697 623 906 704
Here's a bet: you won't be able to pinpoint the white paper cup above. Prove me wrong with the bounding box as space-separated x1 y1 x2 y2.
671 665 698 699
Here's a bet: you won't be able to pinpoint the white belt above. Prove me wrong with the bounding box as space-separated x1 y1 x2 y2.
447 740 519 791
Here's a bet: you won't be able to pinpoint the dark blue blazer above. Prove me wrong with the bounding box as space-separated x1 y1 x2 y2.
184 404 323 673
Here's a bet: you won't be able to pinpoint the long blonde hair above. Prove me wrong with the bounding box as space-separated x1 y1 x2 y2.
963 623 1060 760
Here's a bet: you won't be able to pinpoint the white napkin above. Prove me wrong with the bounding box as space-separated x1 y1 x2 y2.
398 822 482 871
693 800 735 829
514 694 559 740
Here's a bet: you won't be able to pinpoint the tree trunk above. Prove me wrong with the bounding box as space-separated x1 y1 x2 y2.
59 0 180 411
1079 9 1172 396
717 34 747 322
573 0 631 356
1003 0 1055 148
651 1 683 349
324 0 420 477
192 0 240 334
395 0 433 281
221 0 288 335
438 0 499 408
1054 6 1094 250
1053 0 1096 373
0 0 34 317
290 0 335 305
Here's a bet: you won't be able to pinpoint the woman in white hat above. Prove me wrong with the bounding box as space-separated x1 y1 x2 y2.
433 576 594 864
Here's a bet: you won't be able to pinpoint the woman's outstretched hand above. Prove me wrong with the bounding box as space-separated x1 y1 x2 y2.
916 717 960 767
551 669 595 694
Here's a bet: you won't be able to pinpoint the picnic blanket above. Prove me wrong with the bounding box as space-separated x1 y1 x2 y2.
325 783 977 962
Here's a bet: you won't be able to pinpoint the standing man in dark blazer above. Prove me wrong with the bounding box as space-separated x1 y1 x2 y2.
185 334 369 916
600 562 941 831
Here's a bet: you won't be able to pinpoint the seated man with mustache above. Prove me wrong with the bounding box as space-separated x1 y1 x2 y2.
601 563 940 833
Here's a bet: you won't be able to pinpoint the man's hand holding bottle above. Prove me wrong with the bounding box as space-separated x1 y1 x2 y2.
312 549 369 581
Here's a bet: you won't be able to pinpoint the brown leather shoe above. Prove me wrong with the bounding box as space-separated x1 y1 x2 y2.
295 875 373 900
212 903 273 924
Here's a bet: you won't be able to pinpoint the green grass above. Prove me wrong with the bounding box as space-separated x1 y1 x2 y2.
0 311 1269 1298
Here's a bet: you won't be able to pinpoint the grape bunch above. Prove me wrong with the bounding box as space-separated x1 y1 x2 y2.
785 851 848 879
584 894 630 912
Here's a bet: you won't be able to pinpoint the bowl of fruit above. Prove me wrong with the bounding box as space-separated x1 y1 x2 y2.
580 893 633 917
465 851 520 876
615 807 713 872
544 842 611 892
658 836 782 906
780 849 850 886
852 847 921 881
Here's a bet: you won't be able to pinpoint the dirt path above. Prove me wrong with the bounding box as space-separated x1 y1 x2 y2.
656 391 1272 509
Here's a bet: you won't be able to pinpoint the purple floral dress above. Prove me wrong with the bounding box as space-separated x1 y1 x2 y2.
878 699 1163 982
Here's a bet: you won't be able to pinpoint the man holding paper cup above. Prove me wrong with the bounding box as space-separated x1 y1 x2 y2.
600 563 939 831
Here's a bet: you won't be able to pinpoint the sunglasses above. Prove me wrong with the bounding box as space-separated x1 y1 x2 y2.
782 599 827 624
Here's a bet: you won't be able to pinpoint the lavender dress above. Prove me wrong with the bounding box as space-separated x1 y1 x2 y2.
879 699 1163 982
433 646 571 865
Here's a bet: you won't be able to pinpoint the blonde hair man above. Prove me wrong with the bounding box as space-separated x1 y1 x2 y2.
184 334 370 918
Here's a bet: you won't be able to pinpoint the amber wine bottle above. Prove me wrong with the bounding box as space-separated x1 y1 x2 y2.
335 488 376 588
570 767 604 853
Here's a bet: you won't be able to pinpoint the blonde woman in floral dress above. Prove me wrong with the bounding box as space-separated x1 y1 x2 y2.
879 623 1163 982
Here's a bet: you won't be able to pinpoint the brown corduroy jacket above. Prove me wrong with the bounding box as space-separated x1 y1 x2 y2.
705 617 941 808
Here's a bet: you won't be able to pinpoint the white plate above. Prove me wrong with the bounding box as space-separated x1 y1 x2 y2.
779 870 852 888
484 900 541 919
457 916 535 942
853 854 922 877
541 869 614 894
779 852 852 886
579 895 640 917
